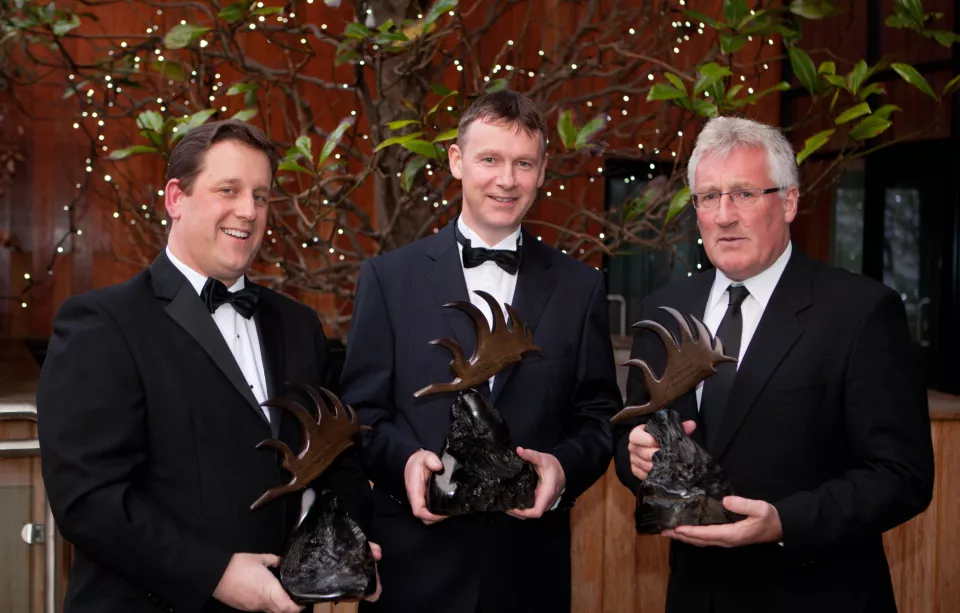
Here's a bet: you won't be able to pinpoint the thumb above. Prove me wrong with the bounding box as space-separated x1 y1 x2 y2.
516 446 540 464
722 495 762 516
425 452 443 472
682 420 697 436
261 554 281 567
369 542 382 561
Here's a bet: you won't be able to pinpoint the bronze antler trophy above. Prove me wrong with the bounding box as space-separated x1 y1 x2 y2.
415 290 540 516
251 383 377 603
610 307 745 533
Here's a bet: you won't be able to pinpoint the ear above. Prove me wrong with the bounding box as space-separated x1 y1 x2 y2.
164 178 185 222
448 143 463 180
782 185 799 224
536 152 549 188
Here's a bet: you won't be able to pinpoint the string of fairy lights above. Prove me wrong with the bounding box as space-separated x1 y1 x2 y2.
4 2 781 311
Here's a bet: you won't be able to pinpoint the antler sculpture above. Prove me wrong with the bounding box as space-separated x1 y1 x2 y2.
251 383 370 511
414 290 540 398
610 307 736 424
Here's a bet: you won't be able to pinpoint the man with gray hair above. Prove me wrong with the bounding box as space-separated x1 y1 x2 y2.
614 116 934 613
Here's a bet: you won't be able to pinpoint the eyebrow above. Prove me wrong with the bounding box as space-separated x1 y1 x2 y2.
213 177 270 191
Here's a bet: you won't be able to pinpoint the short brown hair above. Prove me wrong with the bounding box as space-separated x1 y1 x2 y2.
166 119 280 193
457 90 547 155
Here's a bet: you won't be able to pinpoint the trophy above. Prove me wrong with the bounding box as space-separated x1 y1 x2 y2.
610 307 745 533
413 290 539 515
250 384 377 603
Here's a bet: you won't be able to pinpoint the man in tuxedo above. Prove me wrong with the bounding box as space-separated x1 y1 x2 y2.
614 116 934 612
37 120 378 613
339 90 621 613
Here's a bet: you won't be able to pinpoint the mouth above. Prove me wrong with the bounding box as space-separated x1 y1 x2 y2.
717 237 744 244
221 227 251 240
488 195 518 205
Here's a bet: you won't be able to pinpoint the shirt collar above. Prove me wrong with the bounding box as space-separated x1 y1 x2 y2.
165 246 245 295
707 240 792 312
456 216 522 250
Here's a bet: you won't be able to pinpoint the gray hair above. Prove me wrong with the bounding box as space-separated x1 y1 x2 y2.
687 116 798 197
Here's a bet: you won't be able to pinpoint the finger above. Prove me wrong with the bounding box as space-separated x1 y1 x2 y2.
507 508 538 519
722 495 763 517
424 452 443 472
261 554 281 567
673 524 738 547
682 420 697 436
637 447 658 463
515 446 541 465
628 425 656 447
631 457 653 474
266 579 302 613
664 529 715 548
369 542 382 561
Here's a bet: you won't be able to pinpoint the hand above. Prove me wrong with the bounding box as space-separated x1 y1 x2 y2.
506 447 566 519
628 420 696 480
663 496 783 548
212 553 303 613
363 542 383 603
404 449 447 525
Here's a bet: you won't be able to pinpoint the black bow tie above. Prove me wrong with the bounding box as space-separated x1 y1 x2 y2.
455 224 522 275
200 277 260 319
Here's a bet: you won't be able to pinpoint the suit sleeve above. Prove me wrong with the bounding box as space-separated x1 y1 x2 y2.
774 288 935 553
550 272 622 503
37 294 232 613
307 315 373 536
339 260 422 503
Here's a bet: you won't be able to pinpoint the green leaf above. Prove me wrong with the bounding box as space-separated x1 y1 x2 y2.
789 0 841 19
849 116 892 140
334 48 360 66
401 157 427 191
575 116 606 149
726 84 744 100
295 135 313 162
173 109 216 141
344 22 371 39
386 119 420 130
665 72 687 93
252 6 282 15
374 132 424 152
719 33 747 54
163 23 210 50
136 110 164 134
243 89 258 109
52 14 80 36
835 102 871 124
432 128 459 143
424 0 458 27
230 109 258 122
788 47 818 95
218 2 246 22
647 83 686 101
931 30 960 47
227 83 258 96
885 13 913 29
666 187 691 223
818 61 836 75
400 139 440 160
858 82 886 99
319 117 355 166
796 128 834 164
692 98 719 118
898 0 924 24
378 19 396 33
846 59 868 95
427 90 458 116
891 63 938 99
278 160 313 174
152 60 187 82
695 62 731 97
723 0 749 26
107 145 158 160
872 104 901 121
485 78 508 93
822 73 849 91
557 110 577 149
683 10 722 30
943 74 960 98
430 83 453 96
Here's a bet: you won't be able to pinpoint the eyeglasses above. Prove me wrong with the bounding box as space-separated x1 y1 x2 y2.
691 186 786 209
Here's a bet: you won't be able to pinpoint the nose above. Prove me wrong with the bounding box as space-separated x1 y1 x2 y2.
234 193 257 221
714 195 739 227
496 164 517 190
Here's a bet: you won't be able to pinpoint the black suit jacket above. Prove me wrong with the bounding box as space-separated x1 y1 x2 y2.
37 252 372 613
613 248 934 613
339 222 621 613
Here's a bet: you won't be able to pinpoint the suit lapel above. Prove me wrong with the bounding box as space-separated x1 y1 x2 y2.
254 292 285 438
711 250 813 460
151 252 270 427
490 229 556 405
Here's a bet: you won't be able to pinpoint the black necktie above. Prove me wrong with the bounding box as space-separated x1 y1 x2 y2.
455 224 521 275
700 284 750 449
200 277 260 319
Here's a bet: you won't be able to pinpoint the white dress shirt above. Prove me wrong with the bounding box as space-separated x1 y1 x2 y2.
166 247 270 421
456 217 522 389
695 241 793 410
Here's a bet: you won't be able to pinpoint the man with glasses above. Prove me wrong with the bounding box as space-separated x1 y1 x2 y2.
613 116 934 613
